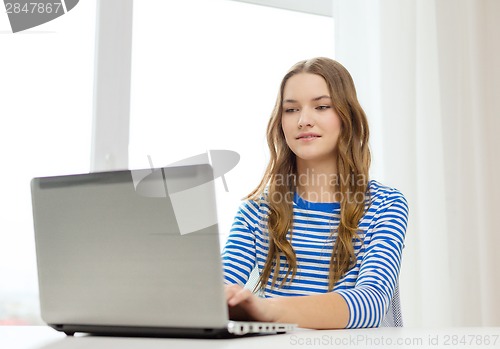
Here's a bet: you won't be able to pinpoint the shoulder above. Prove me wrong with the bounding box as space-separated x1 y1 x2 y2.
367 180 409 214
237 189 271 220
364 180 409 245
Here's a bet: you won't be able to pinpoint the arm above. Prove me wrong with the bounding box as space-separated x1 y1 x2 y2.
336 191 409 328
225 284 349 328
222 200 260 285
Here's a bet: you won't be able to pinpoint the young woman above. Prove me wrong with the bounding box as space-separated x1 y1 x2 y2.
222 57 408 329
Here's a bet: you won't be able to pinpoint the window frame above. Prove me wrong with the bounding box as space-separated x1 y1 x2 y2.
90 0 333 171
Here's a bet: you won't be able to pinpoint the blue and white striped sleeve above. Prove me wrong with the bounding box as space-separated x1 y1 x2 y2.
335 190 409 328
221 199 260 286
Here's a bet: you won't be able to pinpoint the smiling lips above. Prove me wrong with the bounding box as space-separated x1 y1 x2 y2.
296 132 321 140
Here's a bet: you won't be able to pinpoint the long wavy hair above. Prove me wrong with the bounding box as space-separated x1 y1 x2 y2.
248 57 371 292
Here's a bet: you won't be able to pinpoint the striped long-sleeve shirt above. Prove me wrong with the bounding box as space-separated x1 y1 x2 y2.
222 180 409 328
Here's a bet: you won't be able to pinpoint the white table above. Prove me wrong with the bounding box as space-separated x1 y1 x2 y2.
2 326 500 349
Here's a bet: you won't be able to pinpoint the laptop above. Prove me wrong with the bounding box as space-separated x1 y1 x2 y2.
31 164 296 338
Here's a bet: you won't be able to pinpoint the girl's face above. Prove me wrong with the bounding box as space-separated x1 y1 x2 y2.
281 73 341 166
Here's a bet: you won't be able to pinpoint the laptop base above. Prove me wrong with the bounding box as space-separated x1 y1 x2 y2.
49 323 286 339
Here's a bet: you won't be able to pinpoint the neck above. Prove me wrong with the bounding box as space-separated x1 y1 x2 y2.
296 159 339 202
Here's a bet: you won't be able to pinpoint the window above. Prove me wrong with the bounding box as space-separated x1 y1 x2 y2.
130 0 334 243
0 1 97 324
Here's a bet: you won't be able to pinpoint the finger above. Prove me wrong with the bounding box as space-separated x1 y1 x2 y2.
228 288 252 306
224 284 242 300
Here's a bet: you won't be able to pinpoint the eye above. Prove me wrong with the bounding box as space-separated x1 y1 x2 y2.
284 108 299 113
316 105 331 111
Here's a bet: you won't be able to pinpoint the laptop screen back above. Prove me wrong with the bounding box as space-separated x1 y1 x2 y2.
31 164 228 329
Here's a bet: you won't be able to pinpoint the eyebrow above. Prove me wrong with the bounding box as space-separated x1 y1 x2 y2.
282 95 331 104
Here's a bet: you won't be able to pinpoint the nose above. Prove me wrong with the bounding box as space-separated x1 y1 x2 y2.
298 108 314 128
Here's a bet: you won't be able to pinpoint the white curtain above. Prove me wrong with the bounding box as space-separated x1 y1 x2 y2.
333 0 500 327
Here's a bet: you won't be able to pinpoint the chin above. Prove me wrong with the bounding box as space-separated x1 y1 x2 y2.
295 152 330 162
291 148 337 163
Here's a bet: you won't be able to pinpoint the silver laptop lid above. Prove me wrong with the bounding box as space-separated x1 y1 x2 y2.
31 164 229 329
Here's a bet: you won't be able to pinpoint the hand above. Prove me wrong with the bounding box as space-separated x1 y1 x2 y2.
224 284 276 322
